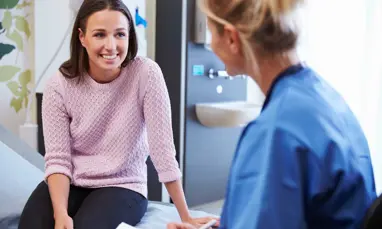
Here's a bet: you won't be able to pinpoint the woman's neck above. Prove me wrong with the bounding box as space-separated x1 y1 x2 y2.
248 50 301 96
88 63 121 84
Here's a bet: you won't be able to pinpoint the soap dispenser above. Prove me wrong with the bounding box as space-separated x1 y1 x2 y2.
193 3 211 45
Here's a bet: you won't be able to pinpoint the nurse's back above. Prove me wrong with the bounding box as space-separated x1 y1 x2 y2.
299 68 377 222
220 66 376 229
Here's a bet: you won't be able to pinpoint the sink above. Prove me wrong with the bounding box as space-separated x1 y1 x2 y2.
195 101 262 128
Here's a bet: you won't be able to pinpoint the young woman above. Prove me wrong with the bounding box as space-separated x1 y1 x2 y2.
168 0 377 228
18 0 213 228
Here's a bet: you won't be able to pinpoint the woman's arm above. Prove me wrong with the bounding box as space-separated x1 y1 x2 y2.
42 74 73 218
142 60 191 220
47 174 71 218
164 180 192 221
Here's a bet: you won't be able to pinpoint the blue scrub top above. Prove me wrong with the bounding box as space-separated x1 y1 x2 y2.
219 65 376 229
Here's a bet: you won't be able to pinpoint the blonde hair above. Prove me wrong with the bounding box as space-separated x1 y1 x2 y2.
199 0 304 73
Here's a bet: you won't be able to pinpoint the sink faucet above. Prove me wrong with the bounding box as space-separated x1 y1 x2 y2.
208 68 246 80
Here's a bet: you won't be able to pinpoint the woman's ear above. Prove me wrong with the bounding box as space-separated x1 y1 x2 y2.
78 28 85 47
224 24 240 55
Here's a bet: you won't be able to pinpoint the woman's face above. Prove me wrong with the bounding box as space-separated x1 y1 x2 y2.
207 18 245 77
79 9 129 81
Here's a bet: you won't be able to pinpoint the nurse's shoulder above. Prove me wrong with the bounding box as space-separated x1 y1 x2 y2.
273 72 370 160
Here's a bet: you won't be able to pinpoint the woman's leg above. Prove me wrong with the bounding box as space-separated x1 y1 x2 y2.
18 181 91 229
73 187 148 229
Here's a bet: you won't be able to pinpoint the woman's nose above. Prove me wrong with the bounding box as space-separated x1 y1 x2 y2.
104 36 116 50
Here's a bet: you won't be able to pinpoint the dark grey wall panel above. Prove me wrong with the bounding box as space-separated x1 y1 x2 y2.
183 1 247 207
184 47 247 206
155 0 247 207
155 0 185 165
155 0 187 201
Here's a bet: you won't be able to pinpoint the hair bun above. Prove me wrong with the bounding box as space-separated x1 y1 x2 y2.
267 0 303 14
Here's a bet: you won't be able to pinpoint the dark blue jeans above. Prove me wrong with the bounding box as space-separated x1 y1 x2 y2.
18 181 148 229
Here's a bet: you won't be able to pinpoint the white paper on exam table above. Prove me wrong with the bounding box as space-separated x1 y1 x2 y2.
116 223 137 229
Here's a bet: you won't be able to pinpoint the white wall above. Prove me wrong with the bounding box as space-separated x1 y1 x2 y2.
0 2 34 135
146 0 156 60
34 0 72 93
246 78 265 104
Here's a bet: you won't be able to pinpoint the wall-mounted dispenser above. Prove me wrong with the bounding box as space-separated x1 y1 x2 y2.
193 2 211 45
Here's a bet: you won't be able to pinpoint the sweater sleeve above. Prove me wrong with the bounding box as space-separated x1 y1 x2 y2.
143 61 182 183
42 73 73 181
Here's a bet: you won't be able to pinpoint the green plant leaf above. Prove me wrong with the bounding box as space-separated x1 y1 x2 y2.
15 16 30 38
18 69 31 86
24 94 28 108
0 0 20 9
2 11 12 30
19 83 28 97
0 65 20 82
6 80 21 96
10 96 23 113
6 30 23 51
0 43 15 60
16 1 31 9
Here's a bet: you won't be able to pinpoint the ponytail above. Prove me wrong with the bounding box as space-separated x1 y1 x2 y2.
266 0 304 19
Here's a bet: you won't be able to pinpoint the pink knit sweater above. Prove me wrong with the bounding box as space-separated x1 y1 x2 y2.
42 56 182 197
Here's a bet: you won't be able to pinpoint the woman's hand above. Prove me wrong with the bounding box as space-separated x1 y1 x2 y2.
54 213 73 229
167 222 196 229
183 216 220 228
163 181 220 228
167 216 220 229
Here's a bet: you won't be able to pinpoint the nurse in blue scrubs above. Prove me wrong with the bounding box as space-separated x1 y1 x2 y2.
168 0 377 228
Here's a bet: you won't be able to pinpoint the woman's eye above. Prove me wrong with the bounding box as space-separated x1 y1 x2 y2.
116 32 126 38
94 33 104 38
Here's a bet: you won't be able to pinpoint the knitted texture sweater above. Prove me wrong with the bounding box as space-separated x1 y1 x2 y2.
42 56 181 197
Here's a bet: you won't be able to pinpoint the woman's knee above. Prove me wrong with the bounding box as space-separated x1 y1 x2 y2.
18 181 55 229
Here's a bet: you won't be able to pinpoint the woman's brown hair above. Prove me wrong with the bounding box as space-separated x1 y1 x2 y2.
59 0 138 80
